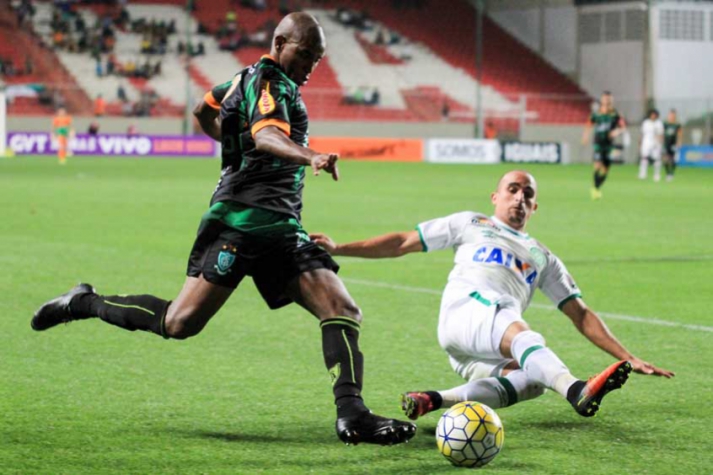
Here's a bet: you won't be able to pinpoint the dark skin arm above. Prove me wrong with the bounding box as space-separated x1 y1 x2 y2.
254 126 339 180
560 297 674 377
310 230 423 258
193 99 221 142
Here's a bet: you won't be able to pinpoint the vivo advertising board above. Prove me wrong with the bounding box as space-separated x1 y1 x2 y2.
7 132 218 157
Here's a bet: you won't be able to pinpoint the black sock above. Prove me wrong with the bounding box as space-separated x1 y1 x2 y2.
320 317 366 417
566 380 586 404
426 391 443 410
670 161 676 175
594 171 608 189
71 293 170 337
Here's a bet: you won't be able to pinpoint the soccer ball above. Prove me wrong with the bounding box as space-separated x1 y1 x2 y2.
435 401 504 468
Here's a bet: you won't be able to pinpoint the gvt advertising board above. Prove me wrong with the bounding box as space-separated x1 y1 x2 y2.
7 132 217 157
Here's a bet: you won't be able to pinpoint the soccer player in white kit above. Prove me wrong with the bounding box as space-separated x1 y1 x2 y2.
311 171 674 420
639 109 665 181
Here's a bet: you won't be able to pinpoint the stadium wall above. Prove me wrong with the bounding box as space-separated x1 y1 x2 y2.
651 2 713 103
486 0 578 76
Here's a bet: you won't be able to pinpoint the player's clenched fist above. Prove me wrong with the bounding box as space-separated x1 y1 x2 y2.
311 153 340 181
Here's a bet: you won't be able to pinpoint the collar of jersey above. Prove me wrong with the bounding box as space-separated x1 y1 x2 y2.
491 216 529 238
259 54 298 89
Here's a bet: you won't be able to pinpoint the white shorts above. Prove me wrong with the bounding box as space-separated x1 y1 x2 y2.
437 287 523 381
640 144 662 160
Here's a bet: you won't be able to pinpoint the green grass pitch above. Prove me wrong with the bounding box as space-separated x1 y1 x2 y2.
1 156 711 474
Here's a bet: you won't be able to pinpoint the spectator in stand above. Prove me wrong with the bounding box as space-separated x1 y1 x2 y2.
25 57 34 75
94 94 106 117
441 100 450 121
106 55 115 75
125 59 136 77
243 0 267 11
195 42 205 56
279 0 291 15
485 120 498 139
117 83 128 103
122 100 133 117
95 58 103 77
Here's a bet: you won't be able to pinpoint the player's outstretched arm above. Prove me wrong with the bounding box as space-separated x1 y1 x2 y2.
193 99 221 142
310 231 423 258
255 126 339 181
560 297 675 378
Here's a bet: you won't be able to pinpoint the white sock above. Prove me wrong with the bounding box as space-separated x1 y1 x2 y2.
509 331 578 398
653 160 662 181
439 370 546 408
638 158 648 179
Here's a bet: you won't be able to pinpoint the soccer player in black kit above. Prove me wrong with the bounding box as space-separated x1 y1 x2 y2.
32 12 416 446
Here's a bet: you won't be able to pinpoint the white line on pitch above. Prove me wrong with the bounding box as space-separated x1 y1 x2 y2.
341 277 713 333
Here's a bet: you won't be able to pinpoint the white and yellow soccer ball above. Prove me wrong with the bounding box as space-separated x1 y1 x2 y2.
435 401 504 468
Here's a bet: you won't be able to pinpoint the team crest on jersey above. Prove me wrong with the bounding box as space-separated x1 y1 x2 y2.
472 217 497 228
215 248 236 276
529 247 546 267
258 83 276 115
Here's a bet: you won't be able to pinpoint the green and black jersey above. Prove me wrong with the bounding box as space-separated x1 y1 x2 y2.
590 109 622 149
664 121 681 149
205 55 309 220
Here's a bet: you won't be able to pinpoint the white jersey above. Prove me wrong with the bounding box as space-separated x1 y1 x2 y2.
417 212 580 314
641 118 664 154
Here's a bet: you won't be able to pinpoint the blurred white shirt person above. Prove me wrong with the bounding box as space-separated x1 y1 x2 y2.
639 109 664 181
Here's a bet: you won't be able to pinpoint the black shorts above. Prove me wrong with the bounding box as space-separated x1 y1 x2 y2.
593 145 613 167
665 145 676 157
186 219 339 309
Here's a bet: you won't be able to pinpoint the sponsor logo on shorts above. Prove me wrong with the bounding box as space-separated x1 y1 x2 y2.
215 247 236 276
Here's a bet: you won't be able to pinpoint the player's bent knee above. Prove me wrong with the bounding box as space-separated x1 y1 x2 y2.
337 301 362 324
163 311 205 340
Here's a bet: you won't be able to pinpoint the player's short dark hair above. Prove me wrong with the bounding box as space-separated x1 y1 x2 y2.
670 108 677 113
648 108 659 117
602 91 612 96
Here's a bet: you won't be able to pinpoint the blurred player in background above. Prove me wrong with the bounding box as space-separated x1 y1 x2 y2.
582 92 626 199
32 12 415 447
638 109 664 181
51 107 73 165
663 109 683 182
312 170 673 421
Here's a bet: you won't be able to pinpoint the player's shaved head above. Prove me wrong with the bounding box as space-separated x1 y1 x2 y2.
491 170 538 230
496 170 537 193
274 12 324 44
272 13 326 86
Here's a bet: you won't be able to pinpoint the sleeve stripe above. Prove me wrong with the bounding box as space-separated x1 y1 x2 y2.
557 293 582 310
204 91 221 110
251 118 291 137
415 225 428 252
